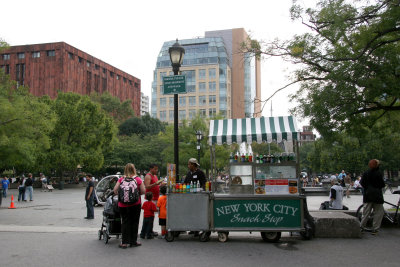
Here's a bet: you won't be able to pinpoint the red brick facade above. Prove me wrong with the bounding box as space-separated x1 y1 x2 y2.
0 42 141 116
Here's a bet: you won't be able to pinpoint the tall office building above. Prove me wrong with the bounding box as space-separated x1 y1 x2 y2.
0 42 141 116
141 92 149 116
151 28 260 123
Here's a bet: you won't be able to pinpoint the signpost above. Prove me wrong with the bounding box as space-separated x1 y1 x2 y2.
163 75 186 95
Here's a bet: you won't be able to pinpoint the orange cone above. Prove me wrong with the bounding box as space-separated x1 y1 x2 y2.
8 195 16 209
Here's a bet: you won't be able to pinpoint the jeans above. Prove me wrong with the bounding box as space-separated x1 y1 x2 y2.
2 188 7 198
119 204 141 245
140 217 155 238
86 198 94 218
18 187 26 201
25 186 33 201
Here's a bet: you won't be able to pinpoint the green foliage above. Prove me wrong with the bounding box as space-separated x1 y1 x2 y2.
0 70 55 172
90 92 134 124
46 92 117 177
118 114 166 136
244 0 400 137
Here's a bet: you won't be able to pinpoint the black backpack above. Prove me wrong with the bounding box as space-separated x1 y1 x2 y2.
118 177 140 204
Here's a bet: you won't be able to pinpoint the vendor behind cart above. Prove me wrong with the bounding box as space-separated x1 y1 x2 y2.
184 158 206 189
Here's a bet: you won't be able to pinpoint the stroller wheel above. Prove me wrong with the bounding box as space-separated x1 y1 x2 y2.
98 230 102 240
103 231 109 244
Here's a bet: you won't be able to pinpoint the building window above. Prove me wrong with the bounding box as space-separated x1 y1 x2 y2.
102 77 107 92
199 95 206 106
32 52 41 58
94 74 100 93
160 98 166 107
189 96 196 106
129 80 132 85
209 108 216 117
17 53 25 59
199 69 206 79
95 64 100 70
78 57 83 63
169 110 174 121
116 75 120 80
2 54 10 60
87 61 91 68
1 65 10 74
47 50 55 57
134 82 139 88
179 110 186 120
189 109 196 119
209 95 216 105
209 68 216 79
16 63 25 86
200 109 206 117
199 82 206 93
110 71 114 78
86 71 92 94
209 81 216 92
159 111 167 121
179 96 186 107
123 77 127 83
102 68 106 74
169 97 174 108
68 52 74 59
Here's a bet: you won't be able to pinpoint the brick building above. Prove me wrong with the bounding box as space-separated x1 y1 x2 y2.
0 42 141 116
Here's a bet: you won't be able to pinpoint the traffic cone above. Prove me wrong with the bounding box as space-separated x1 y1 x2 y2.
8 195 16 209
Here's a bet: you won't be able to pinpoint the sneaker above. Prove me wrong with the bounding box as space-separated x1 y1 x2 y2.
360 227 372 233
158 235 165 239
371 230 379 235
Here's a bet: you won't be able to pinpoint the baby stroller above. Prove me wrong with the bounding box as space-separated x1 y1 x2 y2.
98 193 121 244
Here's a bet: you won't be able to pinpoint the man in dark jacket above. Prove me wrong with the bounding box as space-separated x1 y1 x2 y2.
360 159 385 234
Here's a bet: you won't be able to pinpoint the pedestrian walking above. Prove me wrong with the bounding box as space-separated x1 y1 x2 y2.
360 159 385 235
1 177 10 198
84 174 95 219
24 173 34 201
344 173 352 198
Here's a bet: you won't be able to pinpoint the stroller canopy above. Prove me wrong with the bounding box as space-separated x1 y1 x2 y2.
208 116 300 145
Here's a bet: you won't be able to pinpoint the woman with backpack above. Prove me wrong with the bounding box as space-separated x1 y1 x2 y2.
113 163 145 249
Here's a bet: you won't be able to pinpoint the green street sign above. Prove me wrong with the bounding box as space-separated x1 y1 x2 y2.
163 75 186 94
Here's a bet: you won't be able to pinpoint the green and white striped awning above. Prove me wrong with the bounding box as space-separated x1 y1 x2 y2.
208 116 300 145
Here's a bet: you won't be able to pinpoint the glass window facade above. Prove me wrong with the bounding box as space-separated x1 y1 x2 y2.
199 82 206 93
209 95 216 105
189 96 196 106
199 96 206 106
179 96 186 107
169 97 174 108
160 98 166 107
199 69 206 79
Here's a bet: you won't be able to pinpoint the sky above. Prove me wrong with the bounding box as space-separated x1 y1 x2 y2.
1 0 316 128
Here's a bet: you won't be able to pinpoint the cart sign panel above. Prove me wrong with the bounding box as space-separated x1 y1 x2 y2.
213 199 302 228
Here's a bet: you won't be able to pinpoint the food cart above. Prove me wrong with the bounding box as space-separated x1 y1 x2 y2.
166 116 314 242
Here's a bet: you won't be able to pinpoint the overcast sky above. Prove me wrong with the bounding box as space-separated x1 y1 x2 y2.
2 0 316 128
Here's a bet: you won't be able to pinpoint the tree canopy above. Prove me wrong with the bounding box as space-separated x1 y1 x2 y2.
243 0 400 137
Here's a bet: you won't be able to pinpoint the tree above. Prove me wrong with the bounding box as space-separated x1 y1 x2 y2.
118 114 166 136
0 70 55 172
46 92 117 180
243 0 400 137
90 92 135 124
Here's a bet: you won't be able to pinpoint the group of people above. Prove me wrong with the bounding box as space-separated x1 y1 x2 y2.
84 157 206 249
328 159 385 235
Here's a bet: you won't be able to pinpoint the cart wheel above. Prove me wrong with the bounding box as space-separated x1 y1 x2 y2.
199 231 211 242
218 232 228 242
98 230 102 240
165 231 175 242
103 231 109 244
261 232 281 243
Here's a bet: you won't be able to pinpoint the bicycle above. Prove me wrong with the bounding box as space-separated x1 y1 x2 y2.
383 180 394 194
356 190 400 227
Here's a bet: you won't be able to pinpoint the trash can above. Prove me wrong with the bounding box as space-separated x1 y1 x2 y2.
58 181 64 190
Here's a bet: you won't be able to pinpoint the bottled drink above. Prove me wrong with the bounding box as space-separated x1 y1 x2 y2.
179 183 183 193
256 154 259 164
249 153 253 163
190 181 193 193
205 181 209 192
234 152 238 163
183 183 186 193
241 153 245 162
229 152 234 163
192 181 197 193
197 181 200 192
245 153 249 162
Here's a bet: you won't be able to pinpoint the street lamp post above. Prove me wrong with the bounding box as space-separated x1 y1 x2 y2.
169 39 185 182
196 130 203 166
